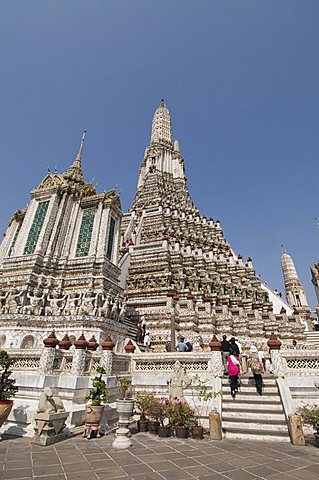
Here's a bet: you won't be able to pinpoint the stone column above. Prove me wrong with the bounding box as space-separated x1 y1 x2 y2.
100 336 115 375
267 333 285 377
209 335 223 377
71 334 88 375
39 332 59 374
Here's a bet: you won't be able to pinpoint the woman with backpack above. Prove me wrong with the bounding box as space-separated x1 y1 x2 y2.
248 345 265 395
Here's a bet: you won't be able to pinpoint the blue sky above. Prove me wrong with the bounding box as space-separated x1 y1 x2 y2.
0 1 318 307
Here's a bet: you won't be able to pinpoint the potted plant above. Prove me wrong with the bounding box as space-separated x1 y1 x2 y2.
84 366 108 438
0 351 18 429
191 374 221 439
156 397 171 437
297 404 319 447
169 399 195 438
134 392 151 432
147 395 161 434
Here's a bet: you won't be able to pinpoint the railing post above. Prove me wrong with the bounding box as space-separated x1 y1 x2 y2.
268 333 285 377
71 334 88 375
100 336 115 375
39 332 59 374
209 335 223 377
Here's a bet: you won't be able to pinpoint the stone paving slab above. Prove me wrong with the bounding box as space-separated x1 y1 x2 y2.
0 432 318 480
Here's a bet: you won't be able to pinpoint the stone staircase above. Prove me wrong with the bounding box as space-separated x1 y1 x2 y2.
305 330 319 346
122 316 138 341
221 374 290 442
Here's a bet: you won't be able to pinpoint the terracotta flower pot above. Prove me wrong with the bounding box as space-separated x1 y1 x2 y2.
149 420 160 434
175 426 188 438
0 400 13 428
158 425 170 437
85 404 104 426
138 419 149 432
192 425 204 440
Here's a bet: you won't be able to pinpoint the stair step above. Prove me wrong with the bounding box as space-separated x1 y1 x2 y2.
223 398 282 405
222 414 286 424
223 405 284 413
223 388 278 395
222 421 288 433
223 430 290 442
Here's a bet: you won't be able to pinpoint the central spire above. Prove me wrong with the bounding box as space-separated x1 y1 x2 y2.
151 99 172 144
63 130 86 184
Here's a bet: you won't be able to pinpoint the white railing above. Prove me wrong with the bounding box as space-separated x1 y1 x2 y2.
277 349 319 376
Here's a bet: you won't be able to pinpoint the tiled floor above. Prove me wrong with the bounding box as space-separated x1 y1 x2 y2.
0 432 319 480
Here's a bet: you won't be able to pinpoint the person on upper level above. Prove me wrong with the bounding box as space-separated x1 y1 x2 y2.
177 336 187 352
221 335 230 375
229 337 240 357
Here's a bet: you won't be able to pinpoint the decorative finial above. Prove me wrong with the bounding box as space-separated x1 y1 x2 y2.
281 244 286 254
47 166 51 173
316 218 319 229
160 99 165 107
78 130 87 158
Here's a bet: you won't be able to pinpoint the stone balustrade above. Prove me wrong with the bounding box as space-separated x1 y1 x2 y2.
272 348 319 377
5 348 131 376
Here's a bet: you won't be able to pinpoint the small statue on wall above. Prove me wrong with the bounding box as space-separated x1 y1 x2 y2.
63 291 81 316
45 291 67 316
24 288 45 315
78 290 97 316
0 289 9 313
98 293 112 317
4 289 24 314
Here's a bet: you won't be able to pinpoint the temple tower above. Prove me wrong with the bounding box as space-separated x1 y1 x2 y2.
121 101 306 349
281 247 309 310
0 132 130 350
281 247 312 329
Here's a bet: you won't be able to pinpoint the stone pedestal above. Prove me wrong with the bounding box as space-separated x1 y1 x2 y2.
32 412 69 446
112 399 134 450
288 414 305 446
209 410 222 440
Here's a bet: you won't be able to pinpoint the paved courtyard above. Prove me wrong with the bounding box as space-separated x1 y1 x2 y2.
0 432 319 480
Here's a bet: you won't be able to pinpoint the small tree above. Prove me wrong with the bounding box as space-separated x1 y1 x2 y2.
86 367 108 406
297 404 319 434
191 374 221 426
116 376 132 400
0 351 18 402
134 392 151 421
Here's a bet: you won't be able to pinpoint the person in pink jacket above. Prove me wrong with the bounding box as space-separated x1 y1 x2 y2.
227 349 240 399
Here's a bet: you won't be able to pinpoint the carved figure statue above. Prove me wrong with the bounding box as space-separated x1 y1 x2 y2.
78 290 96 316
99 293 112 317
45 291 67 316
4 289 24 314
37 387 66 413
167 360 192 402
110 295 120 319
0 290 9 313
119 300 126 318
24 288 45 315
63 291 81 316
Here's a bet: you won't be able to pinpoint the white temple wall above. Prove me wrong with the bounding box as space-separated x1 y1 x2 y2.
14 198 37 256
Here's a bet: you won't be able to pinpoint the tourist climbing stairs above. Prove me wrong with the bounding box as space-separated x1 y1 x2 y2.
221 374 290 442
